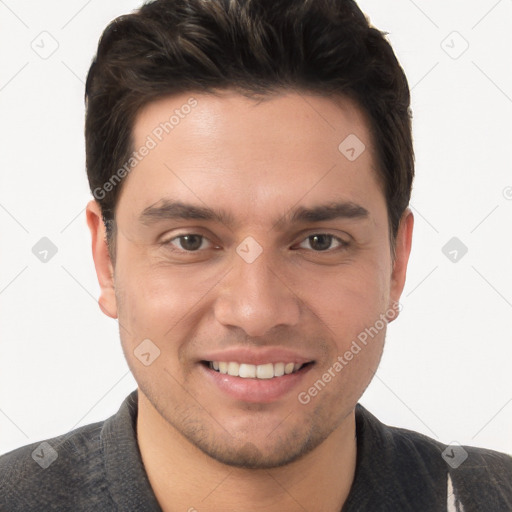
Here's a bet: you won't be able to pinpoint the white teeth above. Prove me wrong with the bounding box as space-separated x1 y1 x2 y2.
256 363 274 379
274 362 285 377
227 362 240 377
239 363 256 378
208 361 306 379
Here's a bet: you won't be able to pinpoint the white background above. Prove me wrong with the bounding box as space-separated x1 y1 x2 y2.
0 0 511 457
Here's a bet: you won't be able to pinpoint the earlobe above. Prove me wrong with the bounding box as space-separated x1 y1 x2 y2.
85 200 118 319
388 208 414 321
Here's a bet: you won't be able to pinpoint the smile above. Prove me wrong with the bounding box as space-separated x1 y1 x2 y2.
206 361 308 379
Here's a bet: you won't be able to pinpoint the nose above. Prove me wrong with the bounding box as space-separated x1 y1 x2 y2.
213 247 301 338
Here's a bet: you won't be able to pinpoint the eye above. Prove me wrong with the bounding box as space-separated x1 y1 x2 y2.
166 234 212 252
297 234 348 252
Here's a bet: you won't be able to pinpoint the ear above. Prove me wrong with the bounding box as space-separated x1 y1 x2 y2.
388 208 414 322
86 200 118 319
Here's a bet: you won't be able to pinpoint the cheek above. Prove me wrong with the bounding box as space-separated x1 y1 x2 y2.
114 268 192 388
298 260 390 341
114 252 223 345
116 270 186 339
301 267 389 405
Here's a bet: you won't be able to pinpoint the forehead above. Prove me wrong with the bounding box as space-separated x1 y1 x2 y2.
134 89 375 160
120 90 384 225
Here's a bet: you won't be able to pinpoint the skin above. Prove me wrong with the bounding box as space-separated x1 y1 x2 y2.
87 90 413 512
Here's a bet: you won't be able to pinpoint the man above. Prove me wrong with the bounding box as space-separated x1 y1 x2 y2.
1 0 511 510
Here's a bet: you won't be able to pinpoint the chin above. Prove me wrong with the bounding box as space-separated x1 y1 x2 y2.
193 437 317 469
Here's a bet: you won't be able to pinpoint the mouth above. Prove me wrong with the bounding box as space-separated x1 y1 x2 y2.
202 360 313 379
198 349 316 403
200 359 315 403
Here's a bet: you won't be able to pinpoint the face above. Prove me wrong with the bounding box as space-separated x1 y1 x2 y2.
88 90 412 469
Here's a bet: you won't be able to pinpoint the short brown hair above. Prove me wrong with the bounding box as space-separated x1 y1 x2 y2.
85 0 414 259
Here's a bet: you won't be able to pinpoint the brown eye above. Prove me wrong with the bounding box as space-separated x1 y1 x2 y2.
169 234 207 251
298 234 347 252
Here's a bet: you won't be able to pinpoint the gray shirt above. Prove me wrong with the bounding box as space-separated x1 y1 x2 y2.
1 390 511 511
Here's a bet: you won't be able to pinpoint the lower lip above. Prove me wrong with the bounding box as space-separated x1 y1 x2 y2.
200 363 314 404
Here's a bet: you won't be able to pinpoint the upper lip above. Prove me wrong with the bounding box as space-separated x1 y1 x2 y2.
200 347 315 366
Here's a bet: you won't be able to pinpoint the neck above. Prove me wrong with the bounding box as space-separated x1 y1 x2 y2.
137 391 357 512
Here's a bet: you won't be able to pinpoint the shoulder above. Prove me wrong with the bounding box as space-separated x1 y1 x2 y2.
355 404 512 510
447 443 512 510
384 416 512 476
0 420 112 511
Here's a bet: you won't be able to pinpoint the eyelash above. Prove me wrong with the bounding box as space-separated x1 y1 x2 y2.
162 233 350 253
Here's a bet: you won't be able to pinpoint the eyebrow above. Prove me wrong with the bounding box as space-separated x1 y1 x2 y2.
139 199 369 229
